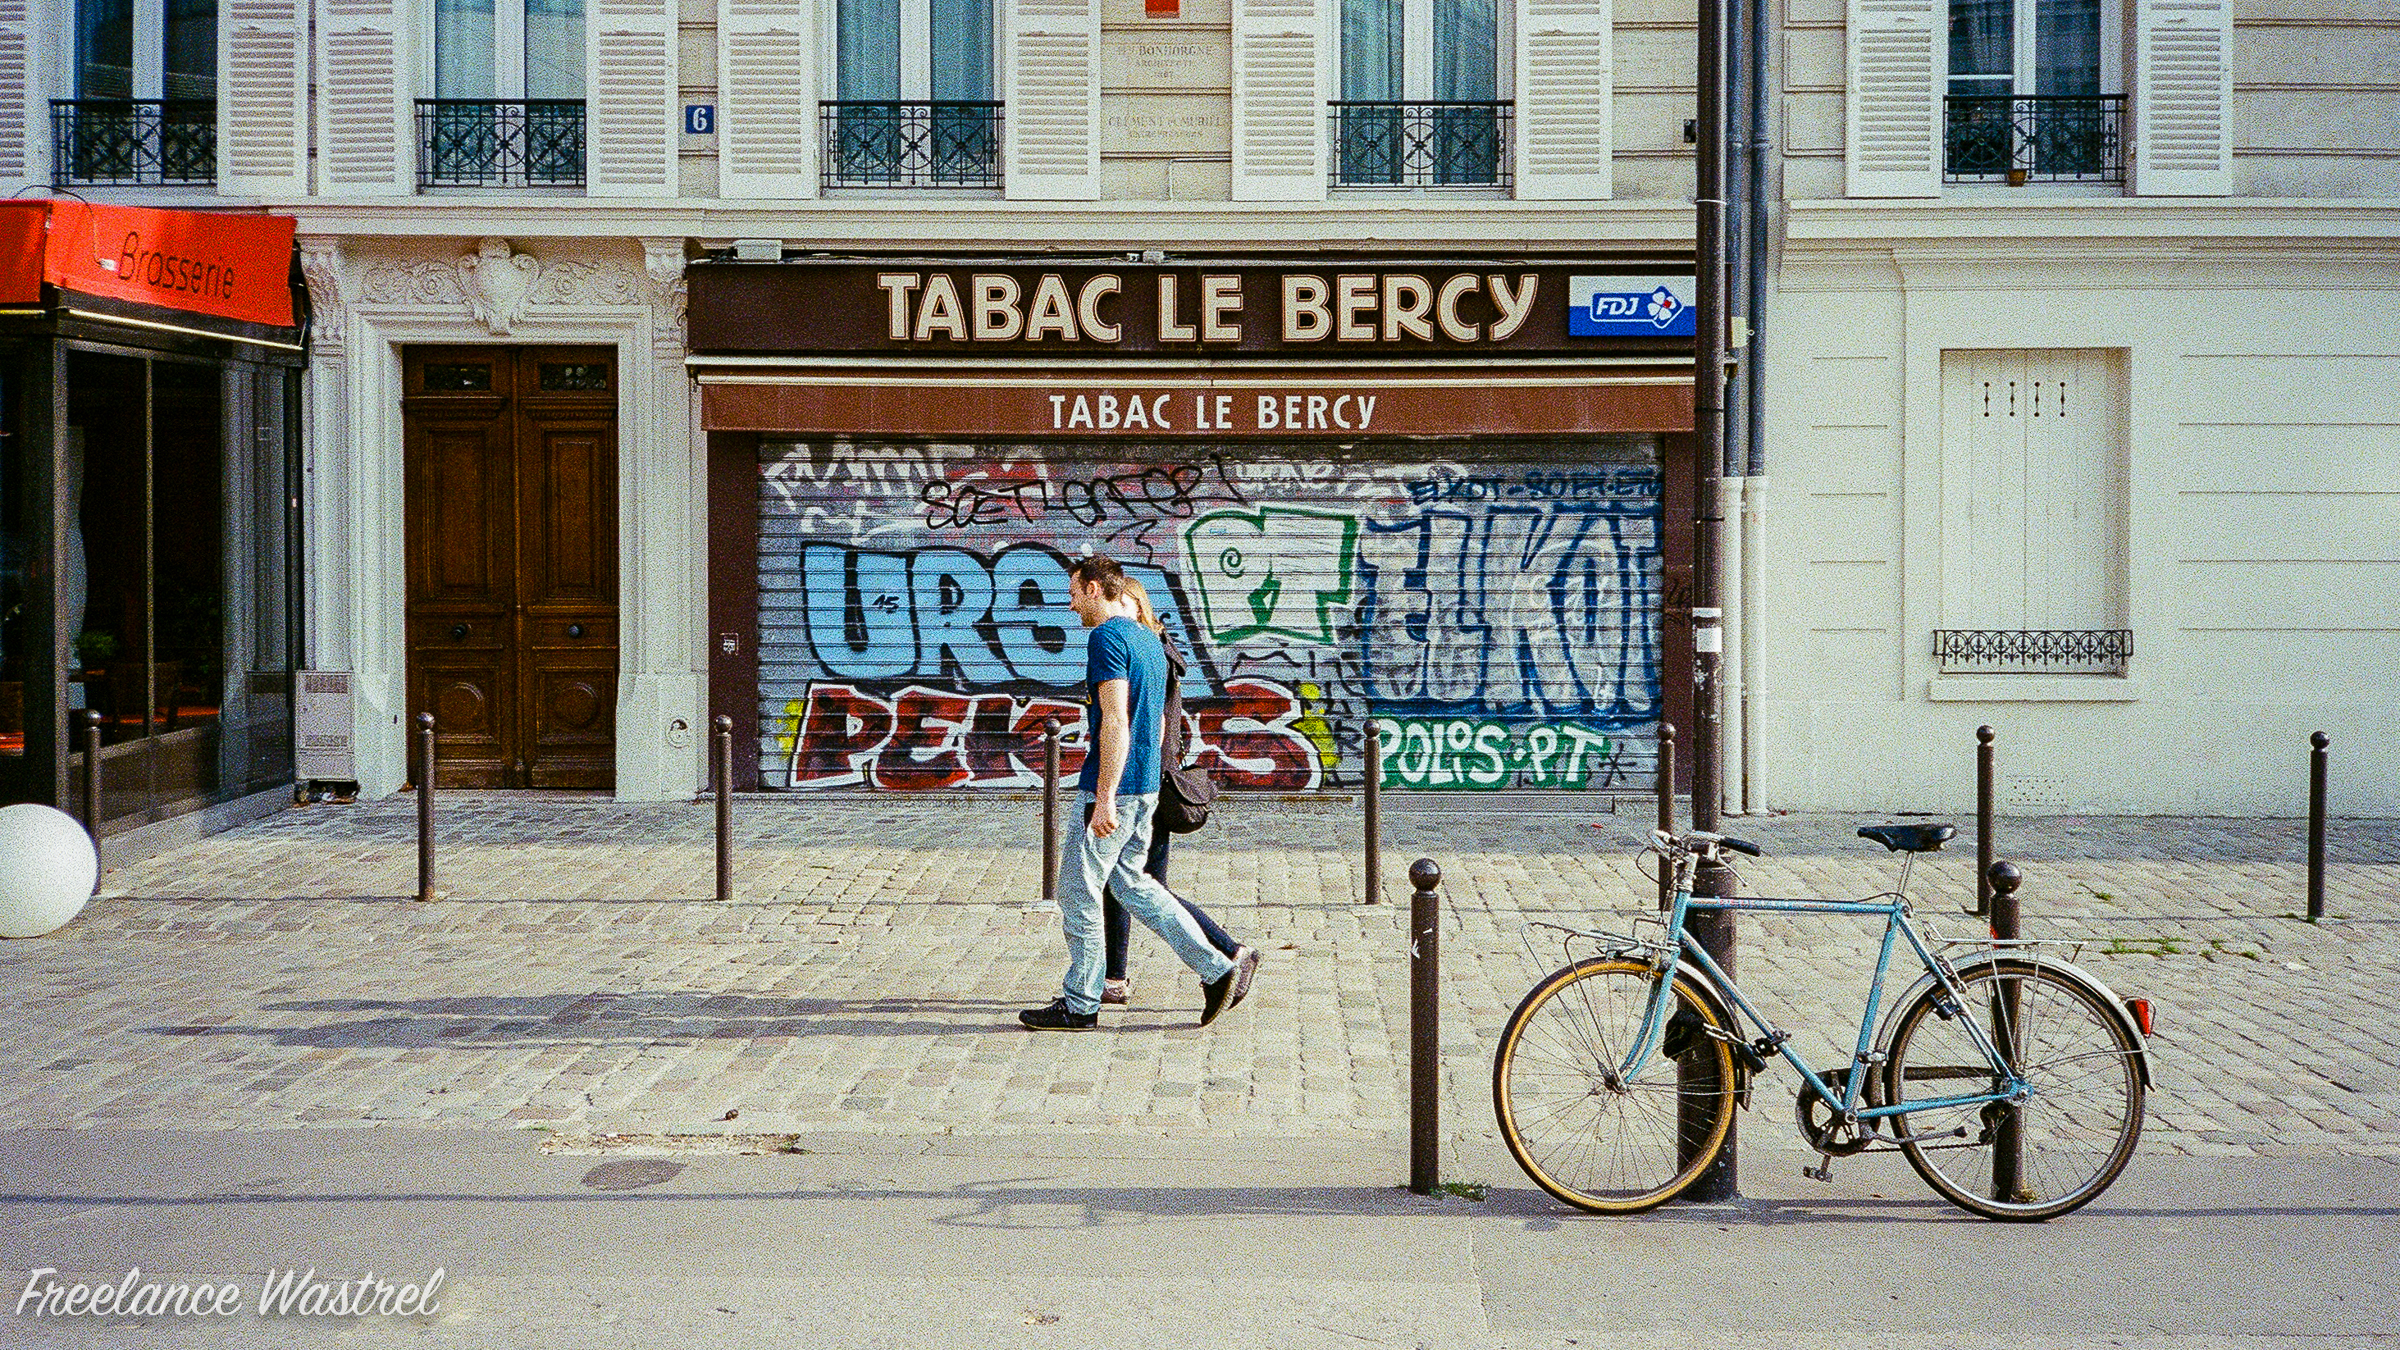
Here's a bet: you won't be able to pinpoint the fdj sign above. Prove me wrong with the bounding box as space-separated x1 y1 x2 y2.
1568 274 1696 338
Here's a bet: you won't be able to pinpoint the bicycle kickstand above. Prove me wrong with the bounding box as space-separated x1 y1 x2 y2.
1803 1154 1835 1184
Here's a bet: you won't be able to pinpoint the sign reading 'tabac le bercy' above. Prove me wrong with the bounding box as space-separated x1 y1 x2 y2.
688 260 1696 359
0 200 297 330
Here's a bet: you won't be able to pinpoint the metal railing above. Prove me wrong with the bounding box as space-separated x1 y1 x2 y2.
1944 95 2125 184
415 100 586 189
51 101 217 185
1933 629 2132 675
820 101 1003 189
1329 101 1512 188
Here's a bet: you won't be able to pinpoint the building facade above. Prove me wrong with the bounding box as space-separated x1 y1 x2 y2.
6 0 2389 816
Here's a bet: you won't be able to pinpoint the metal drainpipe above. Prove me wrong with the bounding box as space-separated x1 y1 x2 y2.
1740 0 1772 813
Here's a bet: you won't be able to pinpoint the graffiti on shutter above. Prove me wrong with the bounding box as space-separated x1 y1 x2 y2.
756 439 1664 791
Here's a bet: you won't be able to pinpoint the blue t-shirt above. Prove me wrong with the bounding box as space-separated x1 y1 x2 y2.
1076 616 1167 795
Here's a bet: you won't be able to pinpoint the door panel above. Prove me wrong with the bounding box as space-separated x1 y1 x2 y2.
404 347 618 789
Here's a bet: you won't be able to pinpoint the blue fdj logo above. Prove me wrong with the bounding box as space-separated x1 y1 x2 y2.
1568 275 1696 338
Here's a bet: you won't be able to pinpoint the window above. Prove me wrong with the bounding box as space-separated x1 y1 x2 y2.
1945 0 2122 182
1333 0 1508 187
1936 349 2130 677
420 0 587 187
825 0 999 187
56 0 216 184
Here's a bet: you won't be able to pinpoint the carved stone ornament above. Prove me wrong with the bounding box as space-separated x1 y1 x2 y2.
360 259 468 307
296 237 345 354
458 238 542 335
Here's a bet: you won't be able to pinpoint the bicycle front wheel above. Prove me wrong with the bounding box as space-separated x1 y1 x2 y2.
1882 961 2144 1221
1493 957 1738 1213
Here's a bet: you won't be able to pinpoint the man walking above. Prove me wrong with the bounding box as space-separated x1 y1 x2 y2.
1020 555 1258 1030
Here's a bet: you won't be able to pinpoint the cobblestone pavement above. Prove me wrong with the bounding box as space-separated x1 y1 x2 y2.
4 795 2394 1171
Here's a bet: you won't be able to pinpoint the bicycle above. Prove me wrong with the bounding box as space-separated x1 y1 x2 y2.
1492 825 2152 1221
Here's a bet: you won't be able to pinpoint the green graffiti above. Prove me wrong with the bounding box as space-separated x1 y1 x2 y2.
1181 507 1359 645
1372 717 1620 791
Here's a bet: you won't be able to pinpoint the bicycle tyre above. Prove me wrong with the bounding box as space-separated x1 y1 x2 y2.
1493 957 1738 1214
1881 960 2144 1221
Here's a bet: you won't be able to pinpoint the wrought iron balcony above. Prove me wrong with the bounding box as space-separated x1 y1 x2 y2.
51 101 217 186
1934 629 2133 675
820 102 1003 189
1330 101 1512 188
1944 95 2125 184
415 100 586 189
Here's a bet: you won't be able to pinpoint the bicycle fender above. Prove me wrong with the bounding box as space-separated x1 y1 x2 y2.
1668 962 1757 1109
1882 952 2153 1088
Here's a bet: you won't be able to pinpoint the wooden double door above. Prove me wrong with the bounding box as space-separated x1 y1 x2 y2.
404 346 618 789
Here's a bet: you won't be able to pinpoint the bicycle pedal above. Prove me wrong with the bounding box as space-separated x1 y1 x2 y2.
1802 1155 1834 1183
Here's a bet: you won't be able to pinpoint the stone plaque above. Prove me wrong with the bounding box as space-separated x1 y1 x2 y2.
1100 30 1232 89
1100 93 1233 157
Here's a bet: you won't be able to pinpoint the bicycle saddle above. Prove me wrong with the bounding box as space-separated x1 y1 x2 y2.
1857 823 1956 853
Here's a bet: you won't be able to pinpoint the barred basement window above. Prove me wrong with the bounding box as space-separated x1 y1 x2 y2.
1933 629 2132 675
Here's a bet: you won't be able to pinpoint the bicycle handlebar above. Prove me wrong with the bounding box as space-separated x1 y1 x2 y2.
1651 829 1765 859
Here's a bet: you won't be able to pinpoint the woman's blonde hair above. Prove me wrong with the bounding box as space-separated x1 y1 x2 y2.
1121 576 1166 636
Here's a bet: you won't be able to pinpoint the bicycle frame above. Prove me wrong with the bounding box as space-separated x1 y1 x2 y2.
1620 855 2027 1133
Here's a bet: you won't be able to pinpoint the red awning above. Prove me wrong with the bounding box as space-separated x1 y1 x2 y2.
0 199 297 332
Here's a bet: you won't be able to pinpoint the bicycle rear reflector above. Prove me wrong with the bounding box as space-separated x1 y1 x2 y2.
2125 997 2154 1036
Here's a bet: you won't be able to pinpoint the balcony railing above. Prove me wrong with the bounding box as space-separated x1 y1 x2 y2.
1944 95 2125 184
1934 629 2133 675
1330 101 1512 188
820 102 1003 189
51 101 217 186
415 100 586 189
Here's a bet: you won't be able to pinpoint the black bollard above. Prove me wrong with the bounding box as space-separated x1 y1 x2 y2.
1681 852 1740 1201
1041 718 1061 903
1655 722 1677 912
1976 726 1996 917
1364 722 1383 904
2308 732 2329 922
80 708 103 892
1986 860 2027 1202
415 712 438 902
714 715 735 904
1409 857 1442 1195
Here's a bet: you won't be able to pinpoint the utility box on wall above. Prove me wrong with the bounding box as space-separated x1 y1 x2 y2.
295 671 357 782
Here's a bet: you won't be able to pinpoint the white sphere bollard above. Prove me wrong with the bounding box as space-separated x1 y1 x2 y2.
0 804 98 938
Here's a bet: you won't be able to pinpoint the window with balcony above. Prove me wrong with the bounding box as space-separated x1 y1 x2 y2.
1944 0 2122 184
55 0 216 185
420 0 587 187
824 0 1000 188
1333 0 1509 188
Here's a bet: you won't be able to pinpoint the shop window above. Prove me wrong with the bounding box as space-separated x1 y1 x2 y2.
419 0 588 188
1333 0 1510 188
54 0 218 185
823 0 1000 188
1935 348 2130 678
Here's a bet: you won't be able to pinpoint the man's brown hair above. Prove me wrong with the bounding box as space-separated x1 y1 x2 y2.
1067 553 1130 600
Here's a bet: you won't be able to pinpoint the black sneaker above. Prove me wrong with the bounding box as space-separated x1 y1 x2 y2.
1018 998 1098 1031
1227 946 1260 1008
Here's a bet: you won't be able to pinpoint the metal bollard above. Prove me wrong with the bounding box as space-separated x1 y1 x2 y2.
80 708 103 892
1681 852 1740 1201
1041 718 1061 903
714 715 735 904
2307 732 2329 922
1409 857 1442 1196
1976 726 1996 918
1363 722 1383 904
415 712 438 902
1655 722 1677 912
1986 859 2027 1203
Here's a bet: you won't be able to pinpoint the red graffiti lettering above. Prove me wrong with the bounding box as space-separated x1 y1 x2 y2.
1007 698 1088 781
1188 678 1319 791
789 684 895 787
874 688 975 789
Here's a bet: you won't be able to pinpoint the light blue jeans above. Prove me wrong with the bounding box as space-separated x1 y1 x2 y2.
1058 793 1234 1014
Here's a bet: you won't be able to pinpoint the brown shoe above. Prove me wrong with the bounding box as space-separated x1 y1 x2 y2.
1101 977 1131 1005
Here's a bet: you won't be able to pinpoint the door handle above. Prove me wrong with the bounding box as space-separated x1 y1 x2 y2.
450 623 469 640
567 623 585 639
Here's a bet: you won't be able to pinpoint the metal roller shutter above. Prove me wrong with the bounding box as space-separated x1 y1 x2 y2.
756 437 1664 794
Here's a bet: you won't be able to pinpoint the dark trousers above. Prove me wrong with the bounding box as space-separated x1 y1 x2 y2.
1094 811 1238 980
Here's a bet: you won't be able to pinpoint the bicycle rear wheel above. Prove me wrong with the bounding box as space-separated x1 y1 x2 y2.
1493 957 1738 1213
1882 961 2144 1221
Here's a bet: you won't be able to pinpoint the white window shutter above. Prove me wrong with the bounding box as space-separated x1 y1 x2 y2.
219 0 310 196
1514 0 1612 200
318 0 412 194
1004 0 1100 200
0 0 37 189
719 0 817 198
1843 0 1941 198
2131 0 2231 195
589 0 680 197
1230 0 1324 201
